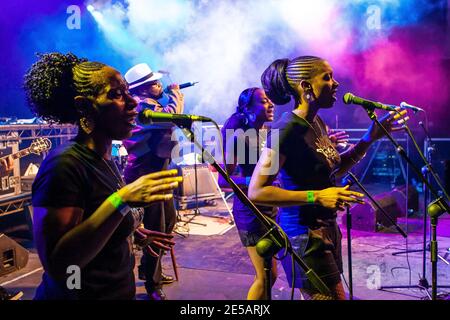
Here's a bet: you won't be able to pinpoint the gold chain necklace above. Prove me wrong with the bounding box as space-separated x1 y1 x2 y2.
295 113 322 138
295 113 340 167
101 157 125 191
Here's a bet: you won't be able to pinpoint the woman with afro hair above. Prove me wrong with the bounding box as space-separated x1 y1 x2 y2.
24 52 182 300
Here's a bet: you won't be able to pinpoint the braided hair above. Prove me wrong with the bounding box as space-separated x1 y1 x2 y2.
23 52 106 124
260 56 323 105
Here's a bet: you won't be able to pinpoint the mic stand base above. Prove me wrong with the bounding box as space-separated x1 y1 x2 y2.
345 205 353 300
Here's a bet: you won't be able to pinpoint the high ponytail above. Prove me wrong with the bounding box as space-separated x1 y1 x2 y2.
260 58 292 105
261 56 323 105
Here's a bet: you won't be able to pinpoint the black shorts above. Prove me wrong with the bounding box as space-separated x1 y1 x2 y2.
279 221 343 290
237 227 269 247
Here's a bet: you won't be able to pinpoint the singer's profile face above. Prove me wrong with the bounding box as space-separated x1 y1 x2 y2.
250 89 275 123
309 60 339 109
145 80 164 99
90 67 138 140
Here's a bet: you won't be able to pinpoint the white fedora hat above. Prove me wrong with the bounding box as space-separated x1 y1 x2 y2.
124 63 163 89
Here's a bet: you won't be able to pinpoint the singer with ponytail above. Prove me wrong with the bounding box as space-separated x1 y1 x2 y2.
219 87 278 300
248 56 407 299
24 53 181 300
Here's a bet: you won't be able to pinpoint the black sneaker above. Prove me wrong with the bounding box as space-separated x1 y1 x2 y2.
0 286 23 300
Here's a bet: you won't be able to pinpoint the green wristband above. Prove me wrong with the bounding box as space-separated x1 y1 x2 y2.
306 191 315 204
108 192 131 216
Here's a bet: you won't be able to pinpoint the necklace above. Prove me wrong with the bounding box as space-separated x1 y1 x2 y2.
101 157 126 191
296 114 322 138
295 113 340 167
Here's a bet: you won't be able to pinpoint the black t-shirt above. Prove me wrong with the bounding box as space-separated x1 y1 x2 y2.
32 141 143 300
221 112 266 177
267 112 341 236
221 112 275 232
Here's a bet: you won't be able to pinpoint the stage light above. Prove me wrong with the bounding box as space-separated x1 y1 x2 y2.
277 0 338 41
86 4 95 13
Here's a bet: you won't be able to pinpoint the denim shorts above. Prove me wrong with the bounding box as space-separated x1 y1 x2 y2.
279 221 343 289
237 227 269 247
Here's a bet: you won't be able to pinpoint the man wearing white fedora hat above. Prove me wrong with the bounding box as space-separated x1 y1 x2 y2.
123 63 184 300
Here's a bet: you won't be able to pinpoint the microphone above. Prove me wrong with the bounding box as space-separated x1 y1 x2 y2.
157 70 171 74
343 93 396 111
164 81 199 93
138 108 212 126
400 101 424 113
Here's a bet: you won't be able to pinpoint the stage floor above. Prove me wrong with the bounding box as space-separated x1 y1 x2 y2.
1 201 450 300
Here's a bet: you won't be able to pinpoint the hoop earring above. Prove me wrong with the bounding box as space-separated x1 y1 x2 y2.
80 117 95 134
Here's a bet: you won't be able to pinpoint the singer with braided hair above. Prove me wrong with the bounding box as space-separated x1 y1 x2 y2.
248 56 407 300
219 87 278 300
24 52 182 300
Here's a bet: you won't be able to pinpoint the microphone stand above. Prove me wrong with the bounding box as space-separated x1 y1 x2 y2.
347 171 408 238
346 202 353 300
180 126 207 227
389 122 450 295
362 108 449 300
344 171 407 299
341 174 354 300
179 124 331 298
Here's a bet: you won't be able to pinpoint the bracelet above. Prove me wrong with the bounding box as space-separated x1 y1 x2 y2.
306 191 315 204
108 192 131 216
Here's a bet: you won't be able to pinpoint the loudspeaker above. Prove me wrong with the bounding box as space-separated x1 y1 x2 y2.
0 233 29 277
173 164 221 209
391 184 419 214
350 192 402 232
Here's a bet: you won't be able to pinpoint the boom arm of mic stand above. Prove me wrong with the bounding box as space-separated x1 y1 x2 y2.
364 109 450 215
347 172 407 238
179 126 331 296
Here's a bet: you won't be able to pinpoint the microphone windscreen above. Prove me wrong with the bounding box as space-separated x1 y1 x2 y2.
138 108 152 124
343 93 354 104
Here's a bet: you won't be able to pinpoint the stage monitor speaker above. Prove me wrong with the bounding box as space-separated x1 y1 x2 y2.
0 233 29 277
350 191 402 232
391 184 419 214
173 164 221 209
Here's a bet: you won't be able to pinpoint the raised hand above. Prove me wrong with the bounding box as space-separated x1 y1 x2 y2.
365 108 408 142
118 169 182 207
315 185 365 211
328 129 350 150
